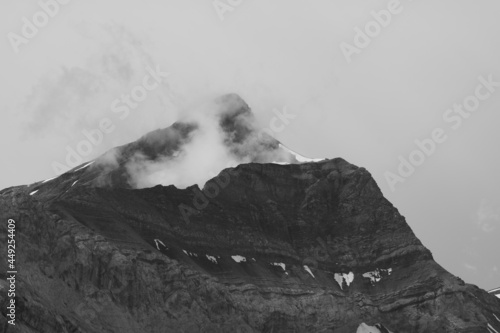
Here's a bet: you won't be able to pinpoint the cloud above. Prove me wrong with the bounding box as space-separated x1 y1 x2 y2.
18 23 162 140
99 94 297 189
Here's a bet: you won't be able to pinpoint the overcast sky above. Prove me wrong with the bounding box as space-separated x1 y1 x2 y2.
1 0 499 290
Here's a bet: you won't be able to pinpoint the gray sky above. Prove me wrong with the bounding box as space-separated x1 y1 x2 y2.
1 0 499 290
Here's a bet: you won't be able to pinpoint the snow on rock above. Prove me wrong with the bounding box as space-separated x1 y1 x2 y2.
490 287 500 299
271 262 286 271
42 177 57 184
74 161 94 172
182 250 199 257
206 255 218 264
154 239 166 250
356 323 394 333
334 274 344 289
303 265 315 278
29 190 39 196
363 271 381 283
356 323 381 333
231 255 246 263
334 272 354 290
488 323 499 333
362 268 392 284
272 161 290 165
345 272 354 286
279 144 324 163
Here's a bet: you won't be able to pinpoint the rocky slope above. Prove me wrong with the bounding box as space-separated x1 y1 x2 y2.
1 95 500 332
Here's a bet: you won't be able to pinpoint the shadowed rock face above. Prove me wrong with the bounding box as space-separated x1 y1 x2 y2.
1 96 500 333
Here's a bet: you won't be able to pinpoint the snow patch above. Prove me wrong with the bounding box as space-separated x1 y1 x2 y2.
206 255 218 264
185 251 198 257
362 268 392 284
279 144 324 163
29 190 39 196
334 272 354 290
181 250 199 257
334 273 344 289
154 239 166 250
42 177 57 183
493 314 500 323
488 323 499 333
72 180 79 187
303 265 315 278
231 255 247 263
74 161 94 172
356 323 381 333
272 161 290 165
363 271 381 283
356 323 393 333
345 272 354 286
271 262 286 271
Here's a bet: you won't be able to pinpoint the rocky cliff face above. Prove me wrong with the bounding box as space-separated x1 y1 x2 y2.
1 95 500 332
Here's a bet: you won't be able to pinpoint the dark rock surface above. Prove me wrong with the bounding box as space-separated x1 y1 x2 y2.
1 95 499 332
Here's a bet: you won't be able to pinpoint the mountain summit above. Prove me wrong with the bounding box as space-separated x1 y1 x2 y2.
57 93 323 190
1 95 499 332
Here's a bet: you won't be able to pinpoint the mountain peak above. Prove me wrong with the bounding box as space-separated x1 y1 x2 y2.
62 94 325 189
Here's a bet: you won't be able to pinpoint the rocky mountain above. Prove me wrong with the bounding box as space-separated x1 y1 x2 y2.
1 94 500 332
